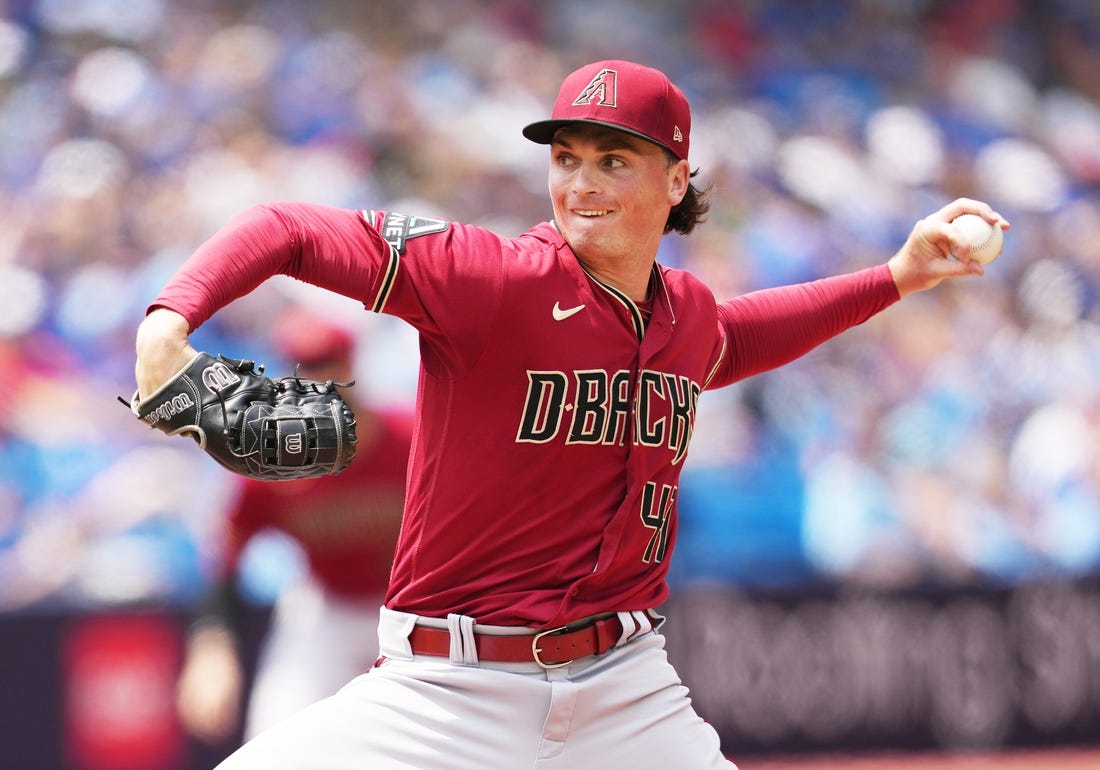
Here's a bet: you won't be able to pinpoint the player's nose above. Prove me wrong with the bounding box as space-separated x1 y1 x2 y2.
570 162 603 195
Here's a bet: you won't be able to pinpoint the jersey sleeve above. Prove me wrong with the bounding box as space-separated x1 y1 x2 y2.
149 202 397 329
358 210 504 379
707 263 900 389
150 202 504 380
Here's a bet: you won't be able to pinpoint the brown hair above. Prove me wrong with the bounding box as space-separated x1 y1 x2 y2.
666 166 711 235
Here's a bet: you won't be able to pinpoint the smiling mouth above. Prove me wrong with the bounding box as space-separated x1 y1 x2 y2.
574 209 610 217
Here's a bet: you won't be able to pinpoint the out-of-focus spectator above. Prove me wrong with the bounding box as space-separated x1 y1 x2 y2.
175 306 413 746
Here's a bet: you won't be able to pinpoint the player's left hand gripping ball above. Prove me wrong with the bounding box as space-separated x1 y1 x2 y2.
125 352 358 480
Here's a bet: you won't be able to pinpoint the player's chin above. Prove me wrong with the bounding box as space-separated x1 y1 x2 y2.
564 229 616 260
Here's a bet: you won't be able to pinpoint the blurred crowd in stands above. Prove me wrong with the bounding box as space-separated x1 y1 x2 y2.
2 0 1100 613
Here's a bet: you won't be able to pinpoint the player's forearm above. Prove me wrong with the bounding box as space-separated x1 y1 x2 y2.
718 264 899 381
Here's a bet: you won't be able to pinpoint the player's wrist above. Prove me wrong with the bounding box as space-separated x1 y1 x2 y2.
137 308 191 348
134 308 198 399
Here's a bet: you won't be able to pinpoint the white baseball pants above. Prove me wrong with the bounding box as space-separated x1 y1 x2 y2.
217 607 736 769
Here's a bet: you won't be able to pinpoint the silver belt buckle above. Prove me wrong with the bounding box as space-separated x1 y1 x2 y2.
531 625 571 669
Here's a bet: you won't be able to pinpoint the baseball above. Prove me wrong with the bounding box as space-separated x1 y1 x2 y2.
951 213 1003 265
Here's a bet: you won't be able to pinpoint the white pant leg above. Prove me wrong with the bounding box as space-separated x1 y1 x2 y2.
244 575 384 740
220 660 551 770
540 631 735 769
219 609 736 770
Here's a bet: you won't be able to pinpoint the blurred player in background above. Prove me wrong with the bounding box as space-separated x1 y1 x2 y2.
175 307 412 745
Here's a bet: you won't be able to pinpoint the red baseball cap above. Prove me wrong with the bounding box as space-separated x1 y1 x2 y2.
274 306 354 366
523 60 691 161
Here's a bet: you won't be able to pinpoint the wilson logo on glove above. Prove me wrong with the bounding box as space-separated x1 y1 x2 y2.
201 361 242 394
142 392 196 426
120 352 358 480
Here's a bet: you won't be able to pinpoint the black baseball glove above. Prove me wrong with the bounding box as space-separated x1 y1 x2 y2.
123 352 358 480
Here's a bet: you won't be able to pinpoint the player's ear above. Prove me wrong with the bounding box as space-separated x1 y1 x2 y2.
667 159 691 206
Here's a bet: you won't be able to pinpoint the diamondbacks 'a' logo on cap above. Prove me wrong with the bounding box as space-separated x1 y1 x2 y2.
572 68 617 108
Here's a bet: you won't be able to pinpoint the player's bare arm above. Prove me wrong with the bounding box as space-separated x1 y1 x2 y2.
134 307 198 400
887 197 1010 297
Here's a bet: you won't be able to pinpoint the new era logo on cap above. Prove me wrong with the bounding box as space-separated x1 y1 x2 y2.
523 60 691 161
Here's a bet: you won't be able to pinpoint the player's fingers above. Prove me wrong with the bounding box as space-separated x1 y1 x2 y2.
914 216 994 270
935 250 985 276
889 217 985 295
911 216 957 260
935 197 1012 229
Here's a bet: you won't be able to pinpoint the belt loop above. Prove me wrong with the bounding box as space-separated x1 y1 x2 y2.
646 608 666 631
615 611 639 646
378 606 419 660
614 610 659 646
630 609 654 637
593 616 619 653
446 613 478 665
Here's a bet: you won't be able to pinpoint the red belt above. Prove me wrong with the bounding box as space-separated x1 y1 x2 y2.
407 615 624 669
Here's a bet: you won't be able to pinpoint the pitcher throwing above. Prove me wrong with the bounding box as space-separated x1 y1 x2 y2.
131 60 1008 769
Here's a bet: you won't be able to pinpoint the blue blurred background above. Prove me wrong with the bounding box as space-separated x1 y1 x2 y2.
1 0 1099 767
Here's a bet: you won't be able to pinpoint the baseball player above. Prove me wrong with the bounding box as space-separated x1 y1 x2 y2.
131 60 1008 769
175 307 412 746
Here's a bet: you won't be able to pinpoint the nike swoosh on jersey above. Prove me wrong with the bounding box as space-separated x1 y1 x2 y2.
552 302 586 321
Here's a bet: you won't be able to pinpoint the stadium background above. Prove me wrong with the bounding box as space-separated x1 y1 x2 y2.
1 0 1099 767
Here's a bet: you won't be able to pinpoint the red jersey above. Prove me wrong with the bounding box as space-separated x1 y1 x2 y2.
152 202 899 627
221 410 412 598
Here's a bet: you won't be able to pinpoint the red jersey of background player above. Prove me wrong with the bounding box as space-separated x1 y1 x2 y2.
219 409 412 598
152 202 899 628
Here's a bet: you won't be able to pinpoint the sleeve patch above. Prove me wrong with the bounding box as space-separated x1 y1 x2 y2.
379 212 448 255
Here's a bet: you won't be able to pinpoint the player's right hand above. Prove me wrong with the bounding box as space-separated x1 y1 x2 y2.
134 307 199 401
887 197 1009 297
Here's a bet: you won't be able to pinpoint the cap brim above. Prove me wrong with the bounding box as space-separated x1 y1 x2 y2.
522 118 671 153
522 119 567 145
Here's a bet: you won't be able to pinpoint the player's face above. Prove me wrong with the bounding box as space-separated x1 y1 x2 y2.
548 125 689 270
